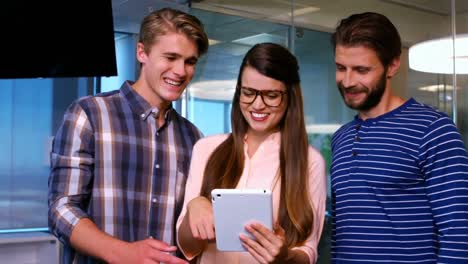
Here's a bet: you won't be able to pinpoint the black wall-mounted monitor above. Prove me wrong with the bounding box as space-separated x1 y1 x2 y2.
0 1 117 79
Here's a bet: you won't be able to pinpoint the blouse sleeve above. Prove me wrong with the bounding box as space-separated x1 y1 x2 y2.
176 134 227 259
292 146 327 263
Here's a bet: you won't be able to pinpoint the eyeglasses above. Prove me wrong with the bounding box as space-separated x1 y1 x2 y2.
239 87 287 107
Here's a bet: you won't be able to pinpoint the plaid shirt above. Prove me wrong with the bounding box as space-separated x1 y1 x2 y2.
48 81 202 263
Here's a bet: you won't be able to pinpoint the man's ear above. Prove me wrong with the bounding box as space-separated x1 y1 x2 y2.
387 56 401 79
136 42 147 64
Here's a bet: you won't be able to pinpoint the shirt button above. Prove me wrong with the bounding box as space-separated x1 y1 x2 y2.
355 136 360 141
156 132 159 136
352 151 358 156
140 113 145 118
356 124 361 130
155 164 160 169
152 198 158 203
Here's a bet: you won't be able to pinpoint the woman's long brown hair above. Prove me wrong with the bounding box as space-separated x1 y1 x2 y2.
200 43 314 247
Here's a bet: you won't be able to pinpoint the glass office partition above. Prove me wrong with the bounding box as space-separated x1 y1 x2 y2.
0 3 465 263
454 2 468 143
188 1 465 262
0 77 92 231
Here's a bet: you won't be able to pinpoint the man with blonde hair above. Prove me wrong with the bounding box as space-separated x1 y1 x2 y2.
48 8 209 263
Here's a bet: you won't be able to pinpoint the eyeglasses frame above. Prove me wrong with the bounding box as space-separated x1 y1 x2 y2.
239 87 287 107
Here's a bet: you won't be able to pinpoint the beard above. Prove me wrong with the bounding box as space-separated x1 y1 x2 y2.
337 70 387 111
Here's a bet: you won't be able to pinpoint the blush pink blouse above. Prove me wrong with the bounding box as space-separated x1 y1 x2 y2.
176 132 327 263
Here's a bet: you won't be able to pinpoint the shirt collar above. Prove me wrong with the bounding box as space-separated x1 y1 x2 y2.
354 97 415 123
120 80 174 122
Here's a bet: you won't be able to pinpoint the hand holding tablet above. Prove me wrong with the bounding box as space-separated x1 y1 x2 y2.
211 188 273 251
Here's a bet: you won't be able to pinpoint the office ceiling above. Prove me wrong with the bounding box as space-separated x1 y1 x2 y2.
110 0 468 105
382 0 468 16
112 0 468 39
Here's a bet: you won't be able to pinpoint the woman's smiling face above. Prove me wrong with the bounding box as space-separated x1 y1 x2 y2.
239 66 288 137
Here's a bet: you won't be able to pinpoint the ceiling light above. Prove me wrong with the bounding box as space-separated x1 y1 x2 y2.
208 38 221 46
409 34 468 74
288 6 320 16
232 33 286 46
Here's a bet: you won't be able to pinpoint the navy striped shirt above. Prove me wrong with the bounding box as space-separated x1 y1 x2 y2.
48 81 202 263
331 98 468 263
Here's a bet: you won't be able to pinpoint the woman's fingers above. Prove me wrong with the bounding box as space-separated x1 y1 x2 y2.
242 223 288 263
240 233 271 264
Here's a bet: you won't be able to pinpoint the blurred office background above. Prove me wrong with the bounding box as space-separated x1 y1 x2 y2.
1 0 467 263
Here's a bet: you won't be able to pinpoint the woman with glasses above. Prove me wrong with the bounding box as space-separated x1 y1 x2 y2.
176 42 326 263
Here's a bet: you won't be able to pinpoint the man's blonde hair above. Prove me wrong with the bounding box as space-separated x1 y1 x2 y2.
139 7 209 56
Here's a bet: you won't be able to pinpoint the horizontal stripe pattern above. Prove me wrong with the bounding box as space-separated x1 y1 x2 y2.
331 98 468 263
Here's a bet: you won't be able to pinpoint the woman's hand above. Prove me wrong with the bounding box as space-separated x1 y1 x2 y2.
240 223 289 264
187 196 216 241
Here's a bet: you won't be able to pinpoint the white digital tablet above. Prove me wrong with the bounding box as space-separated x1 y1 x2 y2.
211 188 273 251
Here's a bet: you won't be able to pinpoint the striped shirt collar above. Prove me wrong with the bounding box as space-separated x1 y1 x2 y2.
354 97 416 123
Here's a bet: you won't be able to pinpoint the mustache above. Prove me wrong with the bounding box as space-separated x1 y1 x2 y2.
337 83 368 94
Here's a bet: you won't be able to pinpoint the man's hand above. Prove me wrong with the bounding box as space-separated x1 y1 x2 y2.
110 237 188 264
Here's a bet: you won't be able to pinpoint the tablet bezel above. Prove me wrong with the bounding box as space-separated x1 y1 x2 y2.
211 188 273 252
